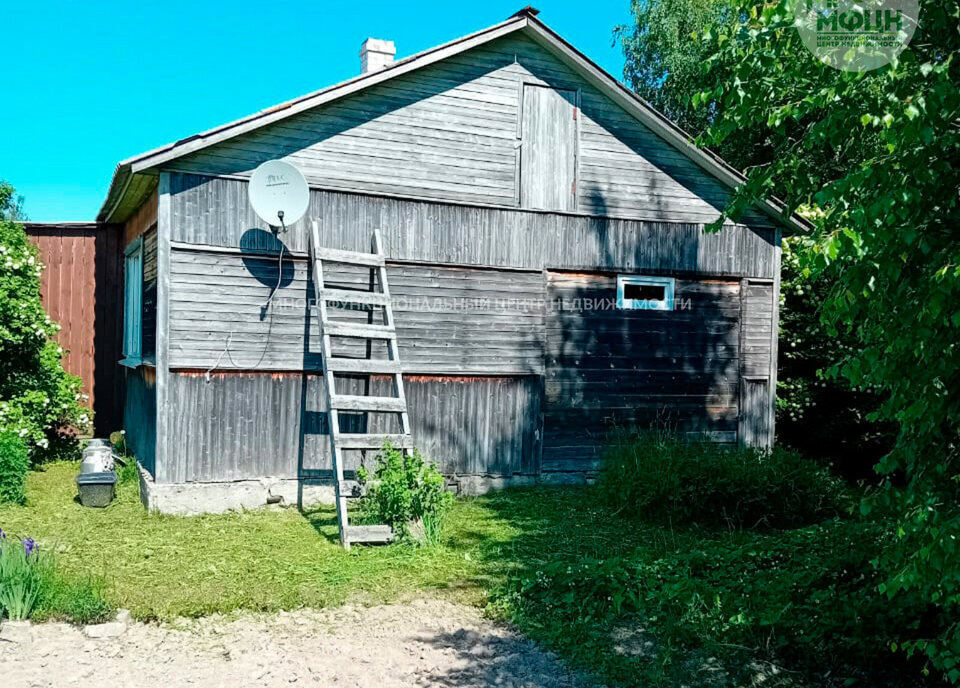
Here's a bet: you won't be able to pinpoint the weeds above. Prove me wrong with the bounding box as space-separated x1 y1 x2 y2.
599 430 850 529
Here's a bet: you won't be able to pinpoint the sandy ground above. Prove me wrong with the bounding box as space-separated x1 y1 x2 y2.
2 599 603 688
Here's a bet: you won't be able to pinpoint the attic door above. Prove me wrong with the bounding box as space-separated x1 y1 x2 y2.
520 84 577 211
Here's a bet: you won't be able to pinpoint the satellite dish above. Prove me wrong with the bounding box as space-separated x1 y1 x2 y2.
248 160 310 227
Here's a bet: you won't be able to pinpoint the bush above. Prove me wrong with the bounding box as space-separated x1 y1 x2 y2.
776 237 895 480
0 430 29 504
599 431 849 529
0 529 113 623
0 182 89 463
358 442 454 544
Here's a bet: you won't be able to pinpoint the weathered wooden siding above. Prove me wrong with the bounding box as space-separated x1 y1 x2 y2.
543 272 741 471
738 278 777 447
168 34 771 227
124 366 156 475
168 175 778 278
158 372 538 483
141 228 158 359
167 246 545 374
25 222 125 434
123 191 158 247
520 84 577 211
741 280 775 378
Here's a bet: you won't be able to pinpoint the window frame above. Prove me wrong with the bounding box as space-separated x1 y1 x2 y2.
616 275 676 311
120 237 143 367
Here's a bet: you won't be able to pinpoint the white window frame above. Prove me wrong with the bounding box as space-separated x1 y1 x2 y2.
120 237 143 367
617 275 675 311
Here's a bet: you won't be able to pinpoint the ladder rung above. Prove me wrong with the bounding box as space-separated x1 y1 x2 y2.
326 358 401 374
314 247 385 267
330 395 406 412
322 289 390 307
345 525 393 544
336 434 413 449
323 321 395 339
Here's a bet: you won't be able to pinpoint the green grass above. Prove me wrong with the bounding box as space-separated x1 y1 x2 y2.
0 461 917 687
0 462 663 622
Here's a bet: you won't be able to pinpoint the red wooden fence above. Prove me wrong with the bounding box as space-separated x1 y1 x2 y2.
24 222 124 435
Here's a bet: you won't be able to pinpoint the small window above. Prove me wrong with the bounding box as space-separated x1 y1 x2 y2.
617 275 675 311
121 238 143 366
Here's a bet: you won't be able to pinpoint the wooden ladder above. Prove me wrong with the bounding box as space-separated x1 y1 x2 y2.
309 221 412 549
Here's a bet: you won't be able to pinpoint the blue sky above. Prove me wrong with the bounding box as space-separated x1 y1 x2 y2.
4 1 632 221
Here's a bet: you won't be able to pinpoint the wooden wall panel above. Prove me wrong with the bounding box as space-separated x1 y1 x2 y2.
124 366 156 475
25 222 125 434
166 246 546 374
123 191 158 247
543 272 740 471
141 228 158 359
160 372 538 483
170 33 773 227
738 278 776 448
168 175 779 279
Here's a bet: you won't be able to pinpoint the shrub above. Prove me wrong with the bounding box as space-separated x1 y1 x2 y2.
598 430 849 529
358 442 454 544
0 430 29 504
0 182 89 463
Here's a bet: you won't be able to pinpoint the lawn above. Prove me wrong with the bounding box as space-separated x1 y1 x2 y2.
0 460 924 687
0 461 668 622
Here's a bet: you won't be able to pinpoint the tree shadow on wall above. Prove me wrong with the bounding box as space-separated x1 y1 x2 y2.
543 190 739 471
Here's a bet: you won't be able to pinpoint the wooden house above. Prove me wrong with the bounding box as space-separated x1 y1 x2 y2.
94 8 799 513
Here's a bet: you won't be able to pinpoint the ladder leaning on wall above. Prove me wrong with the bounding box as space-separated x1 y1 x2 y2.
308 221 413 549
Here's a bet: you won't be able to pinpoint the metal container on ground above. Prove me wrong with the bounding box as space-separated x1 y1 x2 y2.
81 440 115 473
76 472 117 507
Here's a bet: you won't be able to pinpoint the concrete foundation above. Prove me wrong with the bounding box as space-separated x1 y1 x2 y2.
137 463 596 515
137 463 335 515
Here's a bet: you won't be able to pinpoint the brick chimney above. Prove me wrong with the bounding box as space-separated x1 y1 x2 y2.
360 38 396 74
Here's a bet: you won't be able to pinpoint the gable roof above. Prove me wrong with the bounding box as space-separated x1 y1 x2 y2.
98 8 806 233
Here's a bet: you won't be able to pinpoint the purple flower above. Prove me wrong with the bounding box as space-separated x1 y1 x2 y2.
0 528 5 540
22 537 37 556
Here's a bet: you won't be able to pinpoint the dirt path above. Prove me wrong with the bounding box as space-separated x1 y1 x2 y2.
2 599 602 688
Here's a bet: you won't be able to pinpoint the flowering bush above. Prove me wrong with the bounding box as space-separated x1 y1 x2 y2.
0 182 89 462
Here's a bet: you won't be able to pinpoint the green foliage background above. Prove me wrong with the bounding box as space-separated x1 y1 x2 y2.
680 0 959 680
